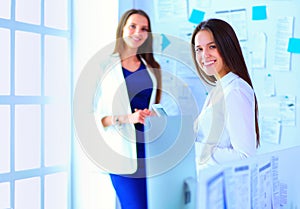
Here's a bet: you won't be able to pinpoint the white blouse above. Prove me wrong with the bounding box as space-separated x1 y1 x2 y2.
194 72 256 167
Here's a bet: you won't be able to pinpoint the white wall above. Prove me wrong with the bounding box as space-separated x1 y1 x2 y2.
73 0 119 208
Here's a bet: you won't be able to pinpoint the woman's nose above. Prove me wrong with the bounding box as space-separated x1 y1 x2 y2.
134 27 143 34
202 48 210 58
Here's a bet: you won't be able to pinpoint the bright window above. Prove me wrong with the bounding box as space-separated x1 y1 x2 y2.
0 0 72 208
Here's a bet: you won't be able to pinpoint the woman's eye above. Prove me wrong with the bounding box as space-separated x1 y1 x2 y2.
142 28 149 32
195 48 202 53
129 25 136 29
209 45 216 49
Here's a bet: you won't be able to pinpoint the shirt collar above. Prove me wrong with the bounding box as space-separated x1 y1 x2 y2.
217 72 238 88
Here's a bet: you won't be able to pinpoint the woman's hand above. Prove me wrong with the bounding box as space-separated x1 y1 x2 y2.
102 109 153 127
129 108 152 124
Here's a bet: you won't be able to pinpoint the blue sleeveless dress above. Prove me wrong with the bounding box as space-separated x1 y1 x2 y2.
110 61 153 209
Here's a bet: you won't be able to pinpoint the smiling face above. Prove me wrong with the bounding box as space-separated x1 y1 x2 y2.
194 30 229 79
122 14 149 51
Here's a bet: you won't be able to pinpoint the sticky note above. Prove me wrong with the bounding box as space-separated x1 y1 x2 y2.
161 33 170 51
287 38 300 54
189 9 205 24
252 5 267 20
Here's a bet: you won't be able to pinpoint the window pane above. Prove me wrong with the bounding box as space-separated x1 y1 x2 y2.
0 0 11 19
44 35 70 99
15 0 41 25
15 31 41 96
0 28 11 95
0 105 10 173
44 0 68 30
44 104 70 167
45 172 68 209
0 182 10 209
15 177 40 209
15 105 41 171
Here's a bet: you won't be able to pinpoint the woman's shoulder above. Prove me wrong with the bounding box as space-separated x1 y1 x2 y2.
222 73 254 100
96 53 121 71
226 78 254 105
102 53 120 65
225 73 252 91
234 76 253 93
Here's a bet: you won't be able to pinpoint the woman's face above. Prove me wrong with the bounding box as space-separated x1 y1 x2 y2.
122 14 149 50
194 30 228 78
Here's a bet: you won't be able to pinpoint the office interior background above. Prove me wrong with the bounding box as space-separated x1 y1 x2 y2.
0 0 300 208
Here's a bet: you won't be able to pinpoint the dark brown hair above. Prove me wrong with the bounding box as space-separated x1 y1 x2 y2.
113 9 162 103
191 18 260 147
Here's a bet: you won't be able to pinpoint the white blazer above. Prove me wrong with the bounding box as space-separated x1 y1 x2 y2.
94 53 157 174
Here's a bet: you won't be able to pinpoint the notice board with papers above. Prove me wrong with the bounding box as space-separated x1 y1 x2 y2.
119 0 300 151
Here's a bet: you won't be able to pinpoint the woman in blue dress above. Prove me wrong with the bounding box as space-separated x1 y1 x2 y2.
96 9 162 209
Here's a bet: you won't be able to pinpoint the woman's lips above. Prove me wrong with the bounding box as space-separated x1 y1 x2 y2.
203 60 216 66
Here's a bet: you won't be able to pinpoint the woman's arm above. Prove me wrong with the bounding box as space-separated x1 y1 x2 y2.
212 88 256 163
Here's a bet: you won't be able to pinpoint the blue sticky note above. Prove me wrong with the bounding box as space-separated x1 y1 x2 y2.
288 38 300 54
161 33 170 51
252 5 267 20
189 9 205 24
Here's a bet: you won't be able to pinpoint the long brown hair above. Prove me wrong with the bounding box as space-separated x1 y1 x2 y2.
191 18 260 147
113 9 162 103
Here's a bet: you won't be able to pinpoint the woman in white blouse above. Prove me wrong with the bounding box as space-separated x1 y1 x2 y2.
190 18 260 167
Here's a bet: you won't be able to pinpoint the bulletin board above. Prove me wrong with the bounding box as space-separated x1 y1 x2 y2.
124 0 300 151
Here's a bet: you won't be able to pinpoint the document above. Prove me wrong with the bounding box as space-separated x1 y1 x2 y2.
263 73 275 96
260 117 281 144
234 165 251 209
258 162 272 209
154 0 187 22
279 182 288 207
251 163 259 209
215 9 248 41
251 32 267 69
224 166 251 209
279 95 296 126
188 0 212 10
273 16 294 71
260 95 296 128
271 156 280 209
206 172 226 209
